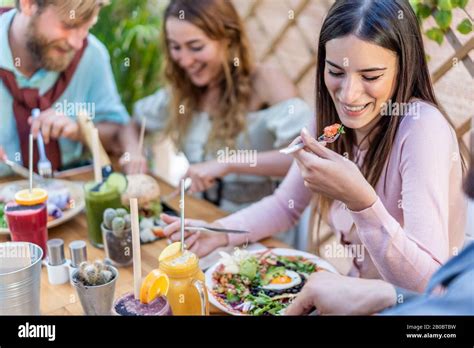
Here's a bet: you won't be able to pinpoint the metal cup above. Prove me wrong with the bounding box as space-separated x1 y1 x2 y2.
71 266 118 315
0 242 43 315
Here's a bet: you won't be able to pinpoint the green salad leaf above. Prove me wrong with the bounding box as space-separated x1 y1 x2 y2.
239 257 258 280
276 256 317 274
149 201 163 217
245 292 286 316
226 292 240 304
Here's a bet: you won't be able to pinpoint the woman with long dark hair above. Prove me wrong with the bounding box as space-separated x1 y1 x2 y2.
163 0 467 292
285 137 474 316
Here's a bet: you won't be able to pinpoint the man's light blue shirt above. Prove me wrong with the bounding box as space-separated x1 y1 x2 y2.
0 9 129 176
383 242 474 315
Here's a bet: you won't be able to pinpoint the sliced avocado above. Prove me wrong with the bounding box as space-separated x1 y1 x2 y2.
262 266 286 285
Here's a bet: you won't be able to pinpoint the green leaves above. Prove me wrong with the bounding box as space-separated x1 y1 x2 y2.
457 18 473 34
434 10 453 29
437 0 453 11
411 0 473 45
426 27 445 44
452 0 469 8
91 0 164 113
417 3 433 18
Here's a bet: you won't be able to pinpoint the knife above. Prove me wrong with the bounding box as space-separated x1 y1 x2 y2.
4 158 44 181
185 226 249 234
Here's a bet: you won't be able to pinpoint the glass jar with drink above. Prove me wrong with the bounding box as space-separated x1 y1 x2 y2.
84 173 127 248
4 188 48 259
140 242 209 316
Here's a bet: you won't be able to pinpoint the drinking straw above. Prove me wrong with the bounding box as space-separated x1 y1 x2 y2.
91 128 103 183
180 178 185 252
29 134 33 193
137 118 147 174
130 198 142 300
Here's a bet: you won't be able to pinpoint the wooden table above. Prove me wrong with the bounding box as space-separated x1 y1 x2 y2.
0 172 288 315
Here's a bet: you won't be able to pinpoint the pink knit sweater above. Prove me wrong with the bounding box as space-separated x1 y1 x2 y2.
217 100 466 292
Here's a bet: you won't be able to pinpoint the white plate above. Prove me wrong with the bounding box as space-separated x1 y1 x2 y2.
205 247 339 316
0 179 85 234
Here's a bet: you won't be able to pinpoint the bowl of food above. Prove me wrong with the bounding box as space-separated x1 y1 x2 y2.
205 248 338 316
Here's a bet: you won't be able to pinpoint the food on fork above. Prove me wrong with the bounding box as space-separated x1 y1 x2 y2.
318 123 345 142
279 123 345 155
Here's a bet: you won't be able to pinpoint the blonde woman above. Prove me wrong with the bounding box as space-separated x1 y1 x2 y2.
131 0 312 212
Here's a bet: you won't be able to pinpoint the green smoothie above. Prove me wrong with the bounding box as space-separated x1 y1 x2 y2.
84 182 123 248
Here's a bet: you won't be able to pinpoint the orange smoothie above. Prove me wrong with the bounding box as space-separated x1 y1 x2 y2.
158 250 209 315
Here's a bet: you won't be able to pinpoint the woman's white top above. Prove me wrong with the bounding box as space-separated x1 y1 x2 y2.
133 88 313 212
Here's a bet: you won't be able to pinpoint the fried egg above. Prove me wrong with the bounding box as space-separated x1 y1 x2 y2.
262 270 301 291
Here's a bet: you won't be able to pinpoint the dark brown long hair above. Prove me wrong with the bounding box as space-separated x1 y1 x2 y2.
161 0 253 152
315 0 440 217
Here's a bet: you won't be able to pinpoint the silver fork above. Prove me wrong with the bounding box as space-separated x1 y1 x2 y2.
279 132 342 155
32 108 53 178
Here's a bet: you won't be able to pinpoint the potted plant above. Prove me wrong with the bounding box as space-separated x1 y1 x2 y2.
102 208 133 267
72 260 118 315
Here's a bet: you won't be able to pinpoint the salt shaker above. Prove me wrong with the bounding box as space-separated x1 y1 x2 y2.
46 239 70 285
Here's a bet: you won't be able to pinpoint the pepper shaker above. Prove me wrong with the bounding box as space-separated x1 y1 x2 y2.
68 240 87 284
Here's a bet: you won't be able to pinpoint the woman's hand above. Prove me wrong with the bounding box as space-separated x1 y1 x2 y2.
285 271 397 315
185 160 230 193
292 128 377 211
119 153 148 175
161 213 228 257
28 108 80 144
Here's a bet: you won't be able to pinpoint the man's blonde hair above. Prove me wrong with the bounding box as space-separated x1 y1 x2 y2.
16 0 109 25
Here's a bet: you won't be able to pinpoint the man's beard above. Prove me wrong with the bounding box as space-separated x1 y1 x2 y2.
25 16 76 72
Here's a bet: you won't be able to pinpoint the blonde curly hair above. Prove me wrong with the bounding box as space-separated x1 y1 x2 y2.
161 0 254 153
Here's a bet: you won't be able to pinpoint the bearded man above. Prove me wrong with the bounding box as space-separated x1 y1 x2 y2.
0 0 140 176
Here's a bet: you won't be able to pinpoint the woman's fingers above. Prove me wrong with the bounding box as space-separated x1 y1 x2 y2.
288 135 303 147
301 128 335 160
203 177 215 191
189 241 200 255
183 231 200 249
163 219 181 237
160 213 179 224
292 147 325 169
168 231 193 242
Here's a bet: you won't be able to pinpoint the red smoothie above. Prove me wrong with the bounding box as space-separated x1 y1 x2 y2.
4 202 48 259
